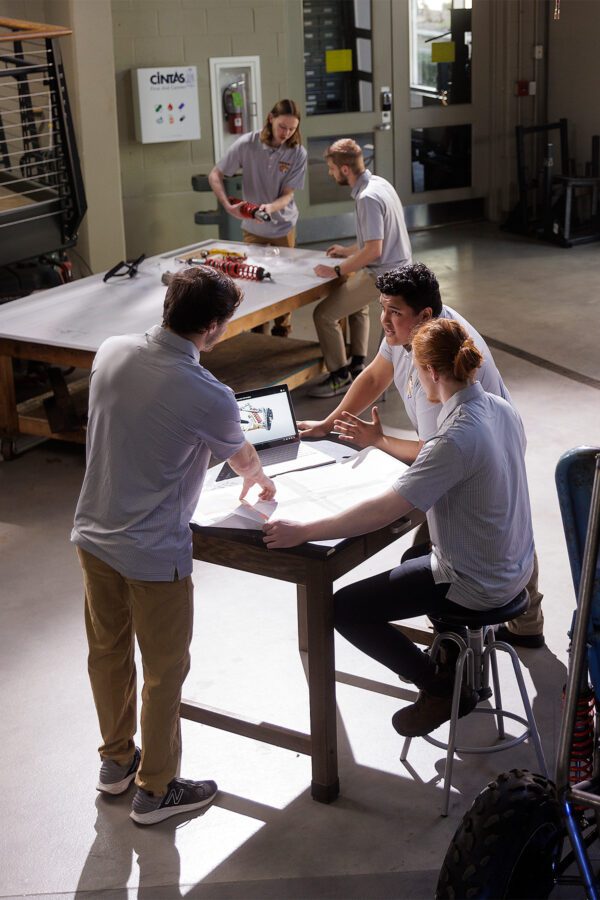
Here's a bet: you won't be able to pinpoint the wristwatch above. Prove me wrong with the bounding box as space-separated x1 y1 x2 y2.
334 264 342 277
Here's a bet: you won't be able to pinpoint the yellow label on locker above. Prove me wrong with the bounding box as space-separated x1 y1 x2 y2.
325 49 353 73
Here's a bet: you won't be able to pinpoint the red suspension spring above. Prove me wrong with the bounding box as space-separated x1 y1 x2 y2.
227 197 271 222
563 685 595 786
204 257 271 281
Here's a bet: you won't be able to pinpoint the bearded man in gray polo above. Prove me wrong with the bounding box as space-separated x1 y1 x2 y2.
308 138 412 399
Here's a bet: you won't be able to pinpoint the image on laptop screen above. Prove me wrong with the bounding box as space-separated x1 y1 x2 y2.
212 382 336 484
235 385 298 451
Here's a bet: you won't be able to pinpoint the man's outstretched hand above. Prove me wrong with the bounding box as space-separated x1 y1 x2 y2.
263 519 306 548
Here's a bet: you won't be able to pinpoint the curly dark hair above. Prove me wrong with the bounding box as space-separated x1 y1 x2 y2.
162 266 243 335
375 262 442 316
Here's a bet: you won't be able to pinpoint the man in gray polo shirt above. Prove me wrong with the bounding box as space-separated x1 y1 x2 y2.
299 262 544 647
264 317 534 737
308 138 412 398
72 266 275 826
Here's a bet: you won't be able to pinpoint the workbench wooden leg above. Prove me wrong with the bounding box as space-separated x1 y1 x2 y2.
0 354 18 435
306 567 339 803
297 583 308 653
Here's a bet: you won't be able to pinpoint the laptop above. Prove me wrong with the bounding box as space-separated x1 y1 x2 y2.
215 383 332 481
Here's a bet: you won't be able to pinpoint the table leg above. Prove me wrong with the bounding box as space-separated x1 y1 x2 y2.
0 354 18 435
305 567 339 802
297 583 308 652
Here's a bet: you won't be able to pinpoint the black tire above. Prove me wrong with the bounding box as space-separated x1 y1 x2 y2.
436 769 564 900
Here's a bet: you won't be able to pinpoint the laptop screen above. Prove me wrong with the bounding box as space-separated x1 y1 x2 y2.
234 384 299 451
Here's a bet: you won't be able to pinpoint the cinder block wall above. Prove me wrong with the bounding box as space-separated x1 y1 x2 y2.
112 0 290 258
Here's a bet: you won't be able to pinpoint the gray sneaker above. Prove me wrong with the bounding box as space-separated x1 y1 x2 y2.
97 747 141 795
130 777 218 826
307 372 353 399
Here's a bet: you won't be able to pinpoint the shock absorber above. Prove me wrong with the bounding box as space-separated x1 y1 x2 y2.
563 684 595 790
228 197 271 222
203 256 271 281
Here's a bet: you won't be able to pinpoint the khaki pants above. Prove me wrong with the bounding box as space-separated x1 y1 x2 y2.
411 521 544 636
243 228 296 333
313 268 377 373
77 547 194 796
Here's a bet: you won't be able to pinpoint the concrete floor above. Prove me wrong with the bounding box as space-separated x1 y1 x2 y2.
1 222 599 899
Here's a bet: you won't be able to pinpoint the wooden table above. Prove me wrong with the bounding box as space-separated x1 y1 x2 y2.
185 510 424 803
0 239 340 457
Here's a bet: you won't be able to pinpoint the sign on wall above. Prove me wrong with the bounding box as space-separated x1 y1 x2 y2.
132 66 201 144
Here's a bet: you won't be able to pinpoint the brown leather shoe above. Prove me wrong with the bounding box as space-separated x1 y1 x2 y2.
392 684 478 738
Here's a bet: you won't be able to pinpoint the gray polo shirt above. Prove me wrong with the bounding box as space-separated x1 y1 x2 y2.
217 131 307 238
351 169 412 276
393 382 534 610
379 305 512 441
71 326 246 581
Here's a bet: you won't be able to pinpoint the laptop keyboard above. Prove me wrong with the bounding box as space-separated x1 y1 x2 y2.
216 443 302 482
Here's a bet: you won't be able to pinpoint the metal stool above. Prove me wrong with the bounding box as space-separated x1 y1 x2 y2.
401 589 548 816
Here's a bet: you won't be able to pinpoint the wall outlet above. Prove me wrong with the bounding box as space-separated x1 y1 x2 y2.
529 81 537 95
533 44 544 59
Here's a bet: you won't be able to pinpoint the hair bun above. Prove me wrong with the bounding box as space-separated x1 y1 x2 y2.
453 336 482 379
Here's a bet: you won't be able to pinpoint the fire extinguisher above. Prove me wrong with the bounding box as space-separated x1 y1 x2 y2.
223 78 244 135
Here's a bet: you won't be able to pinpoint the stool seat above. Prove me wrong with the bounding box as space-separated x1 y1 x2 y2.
435 588 529 629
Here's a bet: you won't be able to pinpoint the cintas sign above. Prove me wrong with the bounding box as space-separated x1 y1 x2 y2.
132 66 200 143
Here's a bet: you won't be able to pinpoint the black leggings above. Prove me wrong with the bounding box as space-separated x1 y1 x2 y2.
334 544 469 690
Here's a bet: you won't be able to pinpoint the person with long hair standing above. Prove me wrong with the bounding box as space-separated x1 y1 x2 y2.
263 317 534 738
209 99 307 337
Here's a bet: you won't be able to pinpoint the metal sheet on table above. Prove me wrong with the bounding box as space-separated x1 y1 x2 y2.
0 240 333 352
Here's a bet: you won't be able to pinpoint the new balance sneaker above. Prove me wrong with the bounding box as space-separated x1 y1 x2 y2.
97 747 141 795
130 777 218 826
307 371 353 399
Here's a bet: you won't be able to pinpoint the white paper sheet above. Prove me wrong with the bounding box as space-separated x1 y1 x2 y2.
192 447 408 532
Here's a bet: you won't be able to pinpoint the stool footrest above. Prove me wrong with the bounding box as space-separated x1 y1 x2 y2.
401 618 547 816
421 706 531 755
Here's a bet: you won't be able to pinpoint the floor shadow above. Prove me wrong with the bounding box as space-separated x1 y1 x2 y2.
74 790 214 899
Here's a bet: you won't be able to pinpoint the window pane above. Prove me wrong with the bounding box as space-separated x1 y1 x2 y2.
303 0 373 115
409 0 472 107
411 125 471 192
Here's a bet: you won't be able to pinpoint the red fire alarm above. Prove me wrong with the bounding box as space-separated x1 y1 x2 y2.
515 80 529 97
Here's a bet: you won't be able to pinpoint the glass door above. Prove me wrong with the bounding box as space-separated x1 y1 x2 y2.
391 0 488 219
286 0 394 239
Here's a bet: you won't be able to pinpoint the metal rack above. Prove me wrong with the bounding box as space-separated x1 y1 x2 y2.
0 17 86 267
